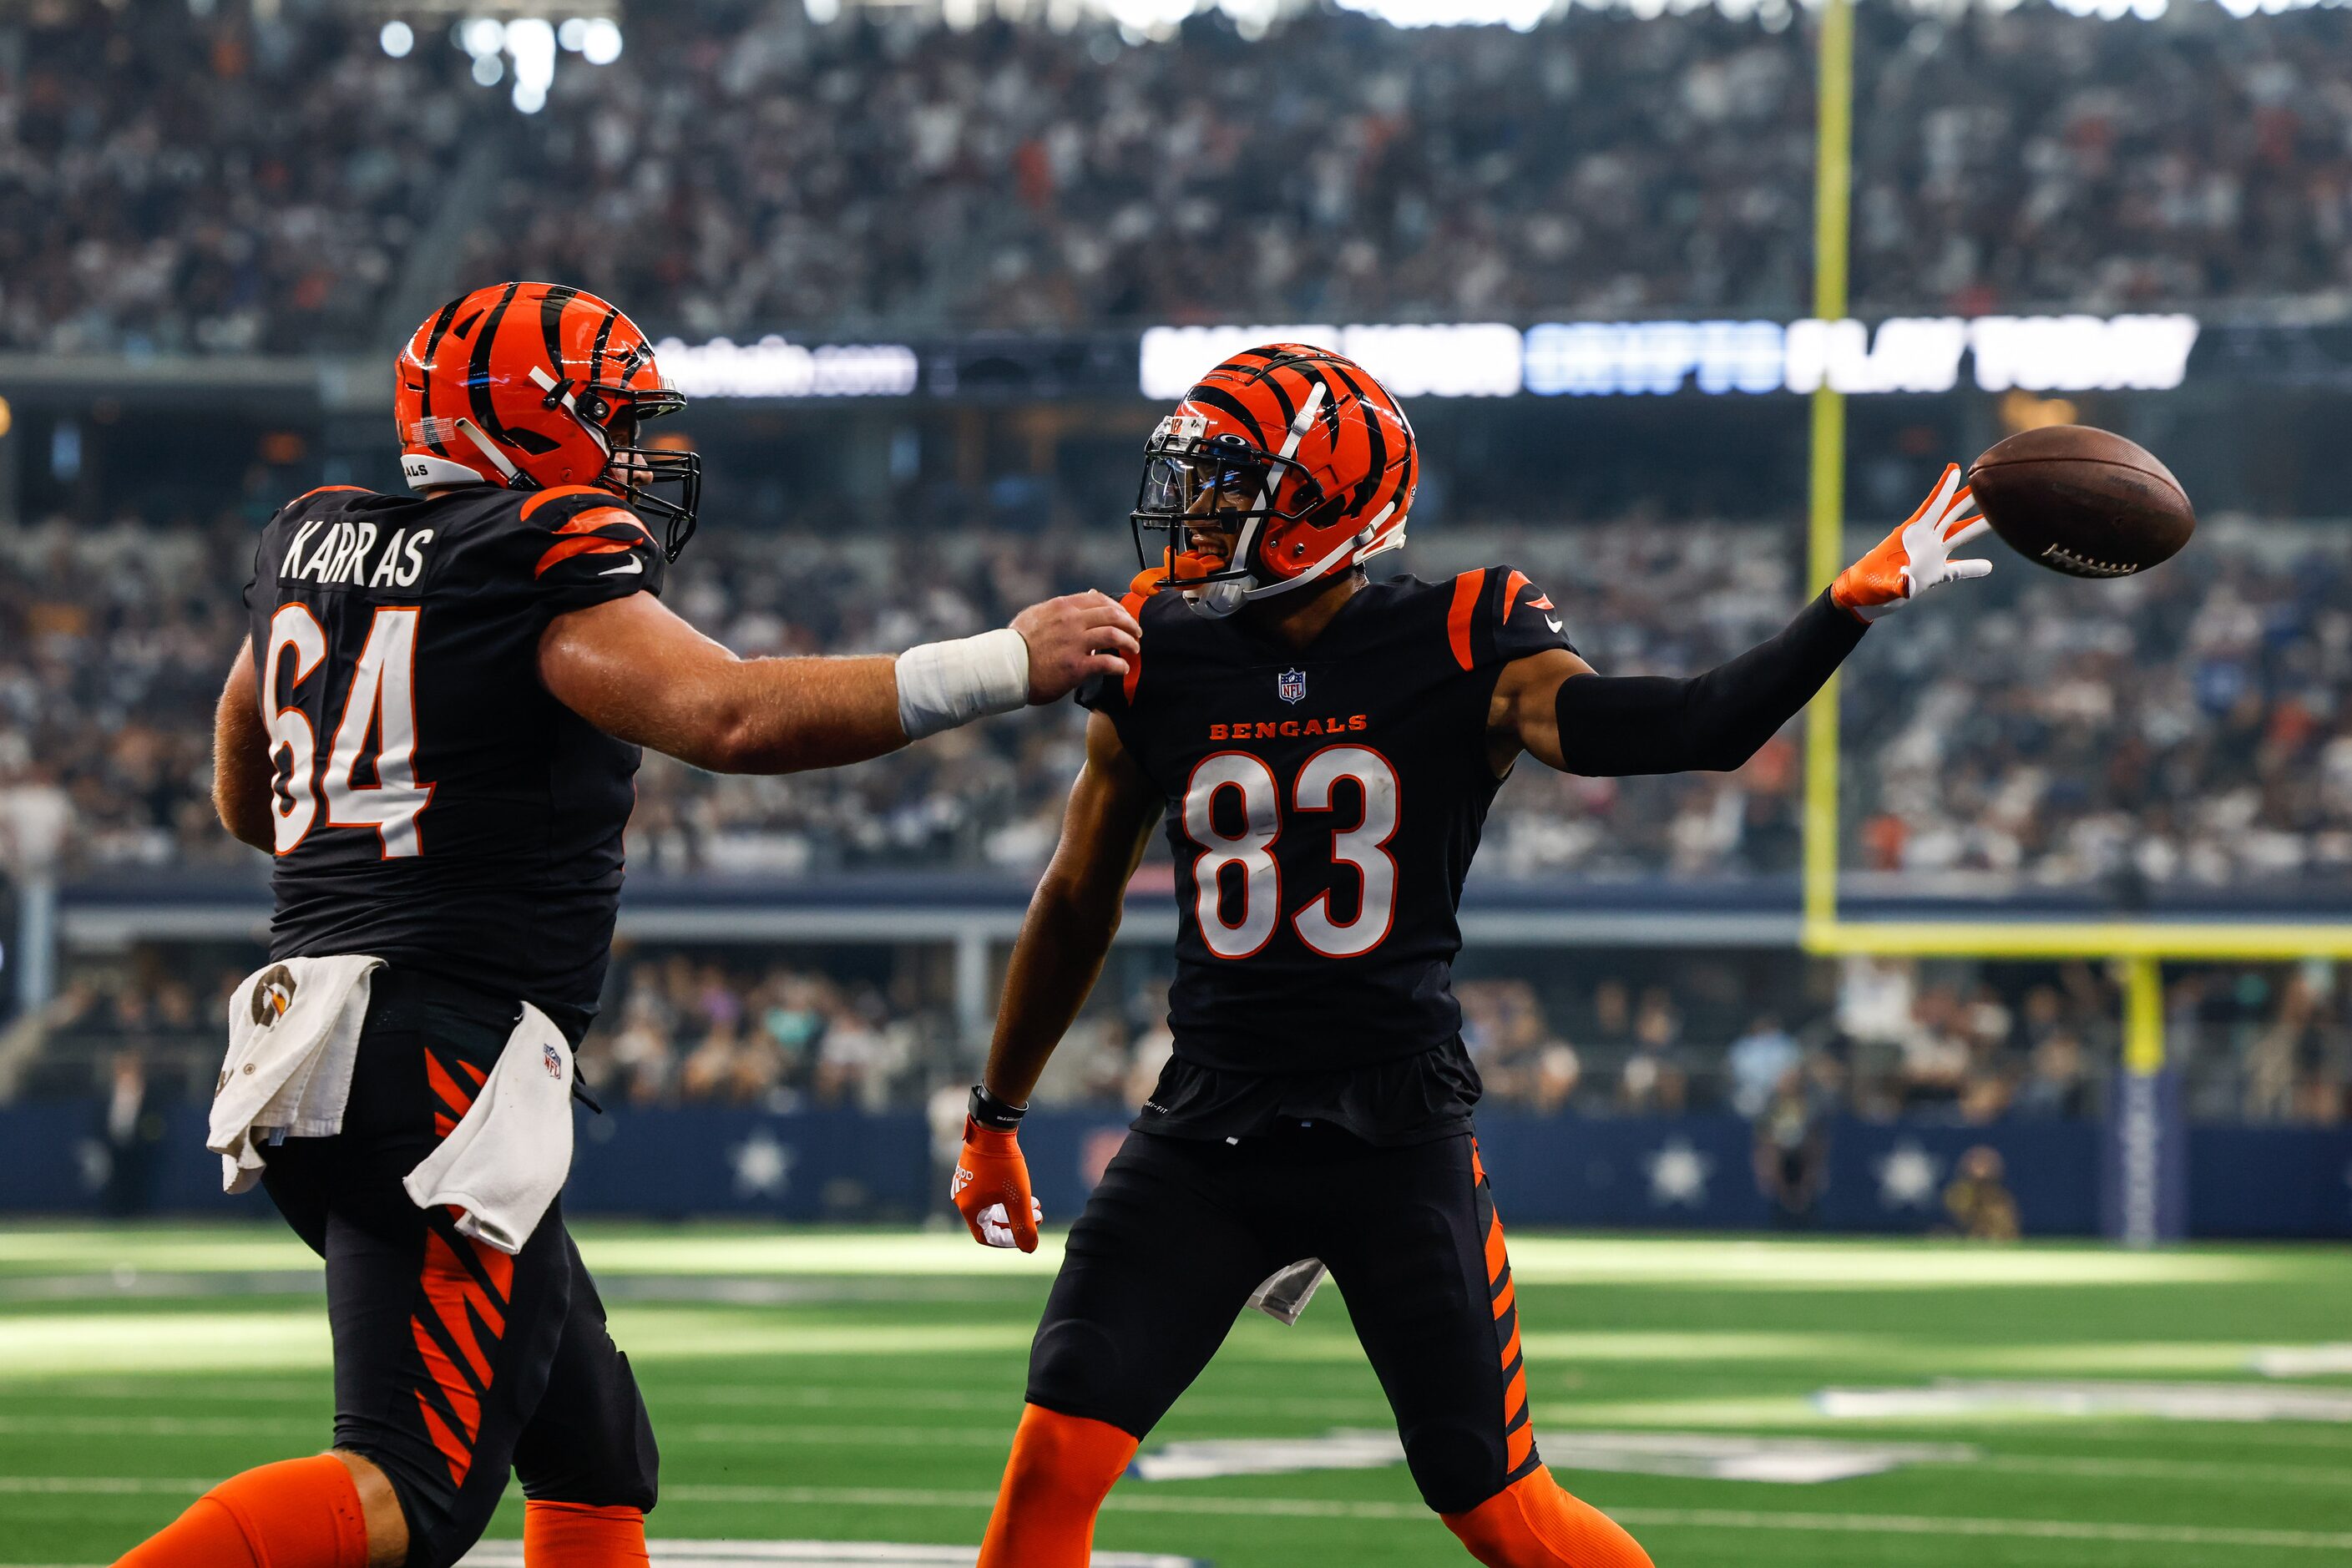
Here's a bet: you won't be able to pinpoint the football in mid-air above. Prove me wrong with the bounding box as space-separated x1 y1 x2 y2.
1965 424 2195 579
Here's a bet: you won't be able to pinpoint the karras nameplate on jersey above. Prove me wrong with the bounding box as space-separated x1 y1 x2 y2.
282 517 436 589
1209 715 1368 741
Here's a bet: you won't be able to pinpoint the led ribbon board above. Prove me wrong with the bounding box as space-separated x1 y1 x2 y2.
1140 316 2200 402
655 336 923 399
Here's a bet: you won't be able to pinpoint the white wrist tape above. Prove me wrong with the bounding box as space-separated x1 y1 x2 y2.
896 628 1031 740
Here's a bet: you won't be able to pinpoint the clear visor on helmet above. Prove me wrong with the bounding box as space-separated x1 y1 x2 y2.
1138 449 1264 518
1130 434 1323 587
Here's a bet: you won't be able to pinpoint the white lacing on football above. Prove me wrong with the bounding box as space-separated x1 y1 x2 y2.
895 628 1031 740
2039 544 2141 577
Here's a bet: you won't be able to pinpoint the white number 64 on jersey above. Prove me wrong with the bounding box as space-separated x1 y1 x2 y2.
264 604 434 858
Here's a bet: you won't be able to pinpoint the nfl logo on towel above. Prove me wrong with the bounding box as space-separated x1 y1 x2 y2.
544 1043 564 1080
1277 668 1307 705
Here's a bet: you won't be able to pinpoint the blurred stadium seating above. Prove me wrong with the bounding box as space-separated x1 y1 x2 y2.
17 2 2352 351
5 513 2348 891
1 0 2349 1237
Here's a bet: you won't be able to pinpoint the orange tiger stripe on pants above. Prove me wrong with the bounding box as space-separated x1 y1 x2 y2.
1444 1145 1653 1567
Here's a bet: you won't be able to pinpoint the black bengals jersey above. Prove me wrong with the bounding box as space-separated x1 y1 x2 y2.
243 482 665 1039
1082 567 1571 1140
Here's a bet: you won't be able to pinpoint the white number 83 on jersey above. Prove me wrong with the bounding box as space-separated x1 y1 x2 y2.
1182 746 1399 960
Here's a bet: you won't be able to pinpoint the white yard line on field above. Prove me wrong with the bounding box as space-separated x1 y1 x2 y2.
0 1477 217 1495
8 1421 2351 1491
1975 1453 2352 1487
1605 1508 2352 1551
10 1474 2352 1554
646 1483 2352 1551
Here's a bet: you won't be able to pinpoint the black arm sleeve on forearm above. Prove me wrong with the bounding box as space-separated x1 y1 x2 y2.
1552 587 1867 776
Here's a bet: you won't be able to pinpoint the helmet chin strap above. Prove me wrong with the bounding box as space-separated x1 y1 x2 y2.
1183 501 1398 620
1184 579 1251 620
1183 515 1263 620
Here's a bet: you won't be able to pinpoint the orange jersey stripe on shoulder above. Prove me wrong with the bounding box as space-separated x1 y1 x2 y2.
284 484 367 513
1448 569 1485 671
554 505 652 541
1501 569 1533 619
518 483 618 522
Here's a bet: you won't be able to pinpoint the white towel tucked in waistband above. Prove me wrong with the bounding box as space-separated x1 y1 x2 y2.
207 955 385 1195
402 1003 576 1256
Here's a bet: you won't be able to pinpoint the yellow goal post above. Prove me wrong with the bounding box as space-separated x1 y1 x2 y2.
1799 0 2352 1105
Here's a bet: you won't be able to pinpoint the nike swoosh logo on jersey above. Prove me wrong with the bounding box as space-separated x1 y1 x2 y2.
1545 615 1564 634
599 557 644 576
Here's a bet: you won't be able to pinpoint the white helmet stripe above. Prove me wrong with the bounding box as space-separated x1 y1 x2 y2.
1250 380 1326 520
530 365 614 458
456 417 522 482
1228 378 1328 599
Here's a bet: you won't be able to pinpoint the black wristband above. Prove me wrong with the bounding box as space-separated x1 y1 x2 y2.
969 1083 1027 1130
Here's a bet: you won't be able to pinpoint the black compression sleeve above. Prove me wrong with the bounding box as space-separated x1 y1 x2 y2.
1551 587 1866 776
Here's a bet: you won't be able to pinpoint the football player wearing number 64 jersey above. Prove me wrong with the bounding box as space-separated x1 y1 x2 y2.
953 344 1993 1568
114 281 1141 1568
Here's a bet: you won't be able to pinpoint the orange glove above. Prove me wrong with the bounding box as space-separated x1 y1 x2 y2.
1832 463 1992 622
952 1116 1040 1252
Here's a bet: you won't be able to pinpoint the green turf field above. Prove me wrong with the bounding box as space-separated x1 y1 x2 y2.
3 1223 2349 1565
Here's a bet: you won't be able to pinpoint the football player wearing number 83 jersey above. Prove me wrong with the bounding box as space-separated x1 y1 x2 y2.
954 344 1992 1567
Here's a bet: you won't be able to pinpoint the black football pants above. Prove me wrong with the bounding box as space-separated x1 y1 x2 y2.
260 968 657 1568
1024 1124 1541 1515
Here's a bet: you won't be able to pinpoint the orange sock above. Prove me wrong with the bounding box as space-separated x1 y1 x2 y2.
116 1454 370 1568
975 1404 1140 1568
1440 1466 1653 1568
524 1500 650 1565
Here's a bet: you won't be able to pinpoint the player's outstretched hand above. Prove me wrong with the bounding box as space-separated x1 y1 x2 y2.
952 1116 1041 1252
1012 590 1143 704
1832 463 1992 623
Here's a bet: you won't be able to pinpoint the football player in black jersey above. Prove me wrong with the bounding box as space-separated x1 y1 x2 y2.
953 344 1992 1568
117 281 1140 1568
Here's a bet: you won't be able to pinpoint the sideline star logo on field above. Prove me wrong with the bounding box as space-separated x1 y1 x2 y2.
1875 1141 1942 1209
730 1129 795 1198
1645 1137 1712 1207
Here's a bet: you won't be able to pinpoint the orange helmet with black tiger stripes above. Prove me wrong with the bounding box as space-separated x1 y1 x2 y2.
1130 343 1416 618
394 281 701 559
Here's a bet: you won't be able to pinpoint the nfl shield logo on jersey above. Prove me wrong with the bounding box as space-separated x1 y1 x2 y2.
1277 668 1308 705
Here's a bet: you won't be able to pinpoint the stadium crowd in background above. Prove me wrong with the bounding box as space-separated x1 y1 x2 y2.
15 938 2349 1130
0 0 470 356
3 512 2349 893
13 1 2352 354
1842 522 2352 892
